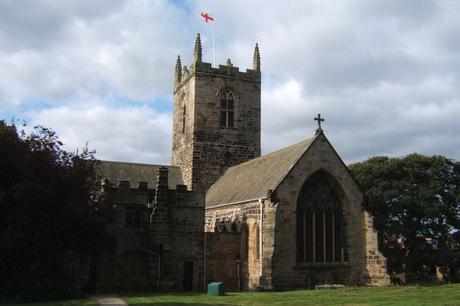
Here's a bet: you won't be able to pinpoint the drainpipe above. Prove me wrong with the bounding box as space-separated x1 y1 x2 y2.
145 249 161 292
203 230 207 291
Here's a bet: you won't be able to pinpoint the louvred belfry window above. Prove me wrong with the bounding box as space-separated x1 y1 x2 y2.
220 90 235 128
297 171 345 263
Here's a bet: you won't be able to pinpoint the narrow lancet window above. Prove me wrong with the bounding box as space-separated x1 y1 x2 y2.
182 105 186 133
220 90 235 128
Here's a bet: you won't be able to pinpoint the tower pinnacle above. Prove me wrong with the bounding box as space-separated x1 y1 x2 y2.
194 33 202 64
253 43 260 72
175 55 182 83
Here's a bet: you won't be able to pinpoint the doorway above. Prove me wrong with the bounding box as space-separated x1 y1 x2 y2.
182 261 194 291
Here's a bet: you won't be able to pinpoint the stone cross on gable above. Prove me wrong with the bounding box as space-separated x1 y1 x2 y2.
314 113 324 135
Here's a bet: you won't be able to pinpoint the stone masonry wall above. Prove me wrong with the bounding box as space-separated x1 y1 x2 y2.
172 60 261 193
171 76 195 190
362 211 390 285
94 169 205 292
268 133 389 289
151 169 205 292
205 200 263 290
93 181 155 292
205 232 242 291
204 134 389 291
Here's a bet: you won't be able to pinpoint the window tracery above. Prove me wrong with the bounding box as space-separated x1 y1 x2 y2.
296 171 344 263
220 89 235 128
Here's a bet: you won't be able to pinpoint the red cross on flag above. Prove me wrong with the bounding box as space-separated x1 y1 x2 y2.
200 11 214 23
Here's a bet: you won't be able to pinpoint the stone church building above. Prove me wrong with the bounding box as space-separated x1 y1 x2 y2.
91 34 389 292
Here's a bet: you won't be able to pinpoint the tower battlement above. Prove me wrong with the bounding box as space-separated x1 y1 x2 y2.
174 33 260 93
103 170 196 207
175 61 260 93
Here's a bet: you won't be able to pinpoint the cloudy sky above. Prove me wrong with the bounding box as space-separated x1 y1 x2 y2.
1 0 459 165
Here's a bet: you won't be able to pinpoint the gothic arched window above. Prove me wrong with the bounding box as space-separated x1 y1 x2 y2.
296 171 344 263
220 89 235 128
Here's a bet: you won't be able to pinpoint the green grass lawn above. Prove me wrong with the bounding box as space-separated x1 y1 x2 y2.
123 283 460 306
2 284 459 306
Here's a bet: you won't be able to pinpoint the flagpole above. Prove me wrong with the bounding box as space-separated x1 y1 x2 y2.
212 12 216 68
200 11 216 67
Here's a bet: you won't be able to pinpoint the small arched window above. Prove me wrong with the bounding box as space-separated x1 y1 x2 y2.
224 151 233 166
220 89 235 128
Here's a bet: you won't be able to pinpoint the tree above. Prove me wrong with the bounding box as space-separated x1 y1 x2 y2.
0 120 113 302
350 154 460 276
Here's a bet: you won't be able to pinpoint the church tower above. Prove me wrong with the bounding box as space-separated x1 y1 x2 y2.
172 34 261 192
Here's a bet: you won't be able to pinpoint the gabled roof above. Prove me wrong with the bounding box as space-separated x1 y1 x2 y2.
98 161 184 190
206 136 317 208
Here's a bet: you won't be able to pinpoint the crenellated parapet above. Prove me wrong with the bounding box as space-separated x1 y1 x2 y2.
104 178 199 208
102 179 154 206
174 33 261 93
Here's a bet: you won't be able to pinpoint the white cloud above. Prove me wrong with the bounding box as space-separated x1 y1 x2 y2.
28 103 172 164
0 0 192 109
1 0 460 165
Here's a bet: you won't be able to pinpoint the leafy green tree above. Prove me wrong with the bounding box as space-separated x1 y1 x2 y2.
0 120 113 302
350 154 460 275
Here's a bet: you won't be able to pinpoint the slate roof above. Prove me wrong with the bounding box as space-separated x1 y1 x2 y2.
206 136 317 208
98 161 184 190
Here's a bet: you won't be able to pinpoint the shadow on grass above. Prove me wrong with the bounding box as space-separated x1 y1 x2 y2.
128 304 234 306
124 292 238 306
411 281 444 287
395 280 442 287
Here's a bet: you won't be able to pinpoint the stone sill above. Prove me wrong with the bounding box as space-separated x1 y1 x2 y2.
219 126 238 132
295 262 349 270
